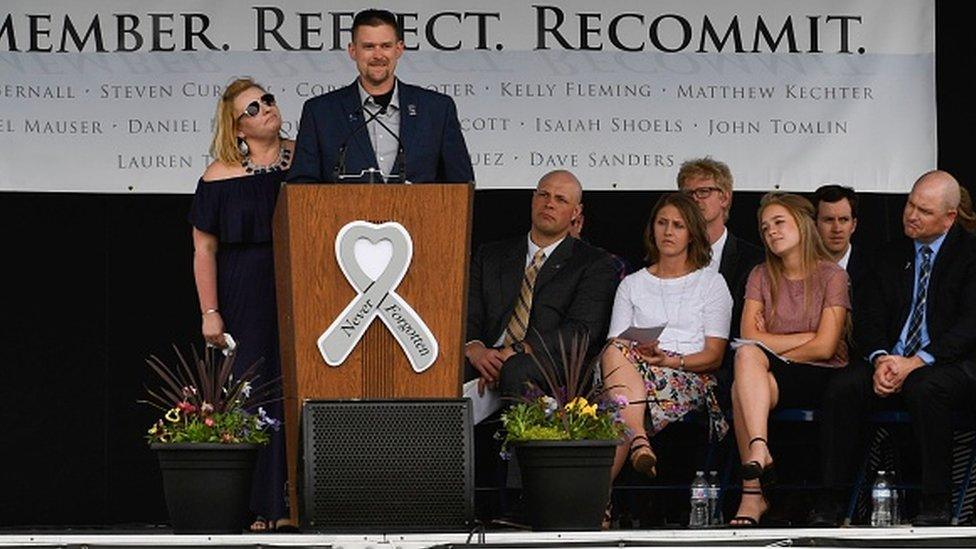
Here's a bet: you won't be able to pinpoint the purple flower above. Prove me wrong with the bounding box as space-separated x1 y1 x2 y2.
522 384 544 401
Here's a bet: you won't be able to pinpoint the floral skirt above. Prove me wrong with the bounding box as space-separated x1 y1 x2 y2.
611 341 729 441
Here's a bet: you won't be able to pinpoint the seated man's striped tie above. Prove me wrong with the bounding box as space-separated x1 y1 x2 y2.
503 249 547 345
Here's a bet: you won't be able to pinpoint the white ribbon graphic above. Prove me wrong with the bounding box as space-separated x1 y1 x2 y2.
318 221 438 373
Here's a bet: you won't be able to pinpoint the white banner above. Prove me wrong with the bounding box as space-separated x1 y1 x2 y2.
0 1 935 193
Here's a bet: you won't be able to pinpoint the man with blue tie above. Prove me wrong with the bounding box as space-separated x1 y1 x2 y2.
811 171 976 526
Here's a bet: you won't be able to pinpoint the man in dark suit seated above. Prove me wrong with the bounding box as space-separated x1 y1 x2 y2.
676 157 764 405
812 184 875 297
465 170 620 399
812 170 976 526
287 9 474 184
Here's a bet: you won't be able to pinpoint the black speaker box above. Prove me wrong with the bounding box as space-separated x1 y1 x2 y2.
299 399 474 532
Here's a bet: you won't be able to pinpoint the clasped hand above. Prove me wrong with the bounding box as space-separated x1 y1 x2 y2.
872 354 923 396
466 342 517 394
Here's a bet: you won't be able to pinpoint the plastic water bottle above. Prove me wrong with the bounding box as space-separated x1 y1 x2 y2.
689 471 708 528
890 470 900 526
871 470 893 527
707 470 722 526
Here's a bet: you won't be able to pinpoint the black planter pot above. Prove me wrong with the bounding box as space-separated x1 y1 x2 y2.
152 443 258 534
514 439 617 531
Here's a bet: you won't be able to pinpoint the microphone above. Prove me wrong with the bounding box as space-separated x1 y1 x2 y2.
332 103 388 181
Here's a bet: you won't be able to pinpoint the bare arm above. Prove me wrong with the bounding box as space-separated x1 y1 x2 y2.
780 305 847 363
636 337 727 373
192 227 225 346
739 298 815 354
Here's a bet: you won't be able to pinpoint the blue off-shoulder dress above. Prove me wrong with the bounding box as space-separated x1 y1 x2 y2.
189 170 287 521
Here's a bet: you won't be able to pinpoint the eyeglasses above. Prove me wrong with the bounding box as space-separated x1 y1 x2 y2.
682 186 724 199
237 93 276 121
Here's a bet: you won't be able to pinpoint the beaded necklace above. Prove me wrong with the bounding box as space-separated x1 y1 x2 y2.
243 144 291 174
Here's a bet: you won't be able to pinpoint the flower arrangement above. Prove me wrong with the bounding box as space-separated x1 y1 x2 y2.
142 345 281 445
500 332 627 454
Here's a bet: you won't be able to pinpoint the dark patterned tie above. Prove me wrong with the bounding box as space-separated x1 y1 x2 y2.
503 249 547 345
903 245 933 357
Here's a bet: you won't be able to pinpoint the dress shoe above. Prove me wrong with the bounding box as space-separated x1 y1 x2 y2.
806 492 842 527
913 494 951 526
807 507 841 527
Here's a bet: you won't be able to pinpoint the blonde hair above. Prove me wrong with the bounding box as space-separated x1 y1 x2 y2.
677 157 734 220
758 192 835 330
209 78 266 165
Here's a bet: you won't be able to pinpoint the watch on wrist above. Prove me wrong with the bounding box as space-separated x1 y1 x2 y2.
511 340 526 355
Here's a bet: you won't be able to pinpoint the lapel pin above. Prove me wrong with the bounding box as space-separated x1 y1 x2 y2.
408 104 417 116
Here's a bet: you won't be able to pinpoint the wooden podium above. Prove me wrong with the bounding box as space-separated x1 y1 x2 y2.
272 183 473 520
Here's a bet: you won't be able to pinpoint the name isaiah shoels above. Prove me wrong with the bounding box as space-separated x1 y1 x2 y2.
0 7 865 54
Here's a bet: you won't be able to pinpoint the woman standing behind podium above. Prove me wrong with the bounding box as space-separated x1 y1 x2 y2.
189 78 293 531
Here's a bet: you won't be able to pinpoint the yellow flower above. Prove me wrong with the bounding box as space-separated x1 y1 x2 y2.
563 397 598 418
165 408 180 423
148 424 158 435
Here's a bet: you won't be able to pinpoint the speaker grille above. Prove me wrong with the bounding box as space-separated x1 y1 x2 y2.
301 399 473 532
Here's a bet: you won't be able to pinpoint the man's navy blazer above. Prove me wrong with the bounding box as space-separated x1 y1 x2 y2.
854 223 976 370
287 80 474 184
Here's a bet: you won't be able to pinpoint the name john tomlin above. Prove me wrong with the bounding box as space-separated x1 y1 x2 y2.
0 7 865 54
707 118 848 136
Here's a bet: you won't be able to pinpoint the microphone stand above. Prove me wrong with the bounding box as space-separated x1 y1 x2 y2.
363 111 406 184
333 104 387 182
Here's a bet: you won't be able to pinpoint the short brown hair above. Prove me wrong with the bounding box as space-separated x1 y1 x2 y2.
643 193 712 269
352 9 402 40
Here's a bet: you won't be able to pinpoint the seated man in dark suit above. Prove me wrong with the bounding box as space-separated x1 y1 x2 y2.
465 170 620 398
676 157 763 405
287 9 474 184
812 170 976 526
812 184 875 297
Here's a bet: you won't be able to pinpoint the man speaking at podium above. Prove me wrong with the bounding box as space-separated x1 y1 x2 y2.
287 9 474 184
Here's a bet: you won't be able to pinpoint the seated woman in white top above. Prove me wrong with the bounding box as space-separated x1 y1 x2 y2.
602 192 733 483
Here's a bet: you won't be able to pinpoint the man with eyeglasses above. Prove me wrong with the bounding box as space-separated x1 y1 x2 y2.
288 9 474 184
677 158 763 334
677 158 763 406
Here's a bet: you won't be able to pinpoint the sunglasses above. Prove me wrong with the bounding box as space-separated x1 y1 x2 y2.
237 93 276 121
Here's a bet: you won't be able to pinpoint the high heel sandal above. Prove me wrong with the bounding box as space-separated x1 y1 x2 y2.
729 487 767 528
739 436 776 487
629 434 657 478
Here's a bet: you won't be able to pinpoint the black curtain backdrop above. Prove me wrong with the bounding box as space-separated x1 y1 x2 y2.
0 1 971 527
